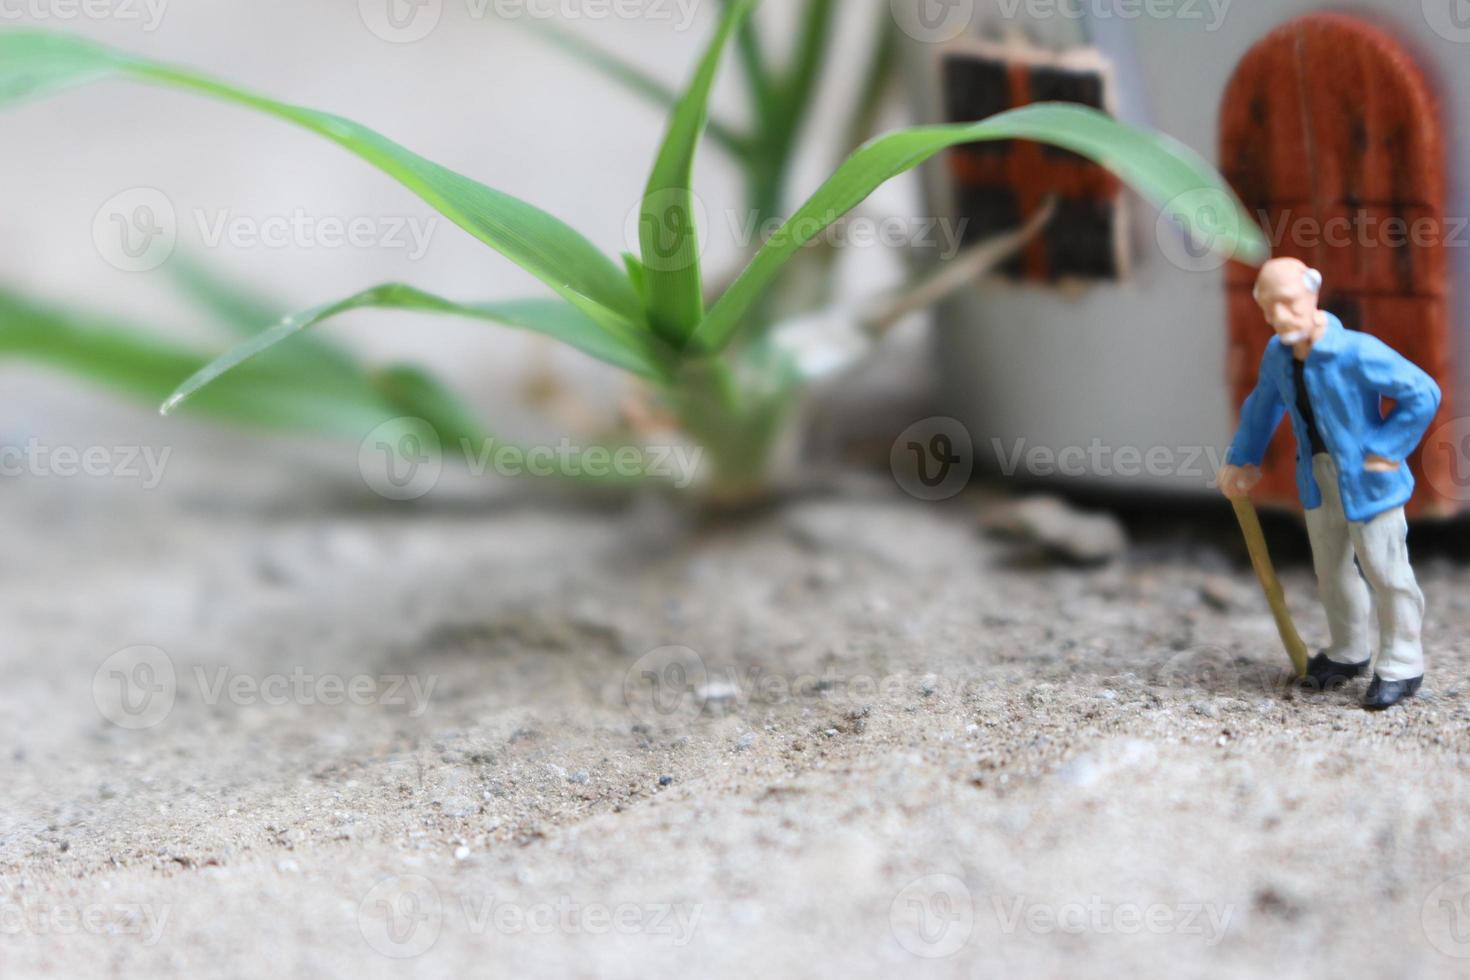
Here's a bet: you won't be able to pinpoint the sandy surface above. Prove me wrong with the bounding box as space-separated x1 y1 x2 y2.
5 422 1470 979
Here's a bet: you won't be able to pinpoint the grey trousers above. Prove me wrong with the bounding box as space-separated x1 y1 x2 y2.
1303 454 1426 681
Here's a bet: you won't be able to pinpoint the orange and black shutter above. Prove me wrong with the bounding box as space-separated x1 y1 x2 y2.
940 41 1123 282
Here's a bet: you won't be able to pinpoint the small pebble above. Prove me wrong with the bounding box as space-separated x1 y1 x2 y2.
987 495 1128 565
1199 576 1239 612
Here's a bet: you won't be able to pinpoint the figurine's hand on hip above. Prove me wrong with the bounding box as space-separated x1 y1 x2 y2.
1363 454 1402 473
1218 463 1262 499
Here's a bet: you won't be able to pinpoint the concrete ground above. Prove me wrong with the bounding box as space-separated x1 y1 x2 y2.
5 406 1470 979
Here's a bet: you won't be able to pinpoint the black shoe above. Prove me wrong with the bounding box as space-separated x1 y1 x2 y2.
1362 675 1423 711
1304 652 1370 691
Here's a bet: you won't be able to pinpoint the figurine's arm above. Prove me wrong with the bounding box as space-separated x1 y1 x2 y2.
1355 338 1442 470
1227 376 1287 467
1219 355 1285 499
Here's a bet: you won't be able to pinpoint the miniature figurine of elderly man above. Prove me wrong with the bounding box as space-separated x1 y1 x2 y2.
1218 258 1440 710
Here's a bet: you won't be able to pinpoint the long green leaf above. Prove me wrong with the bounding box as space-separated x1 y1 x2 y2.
162 283 673 416
0 288 396 435
520 21 746 158
639 0 750 345
692 103 1270 353
0 30 646 341
167 253 364 382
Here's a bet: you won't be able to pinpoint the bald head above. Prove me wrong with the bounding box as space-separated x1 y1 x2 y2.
1254 258 1325 346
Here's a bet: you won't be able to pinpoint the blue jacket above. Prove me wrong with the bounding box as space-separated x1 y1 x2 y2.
1225 314 1441 522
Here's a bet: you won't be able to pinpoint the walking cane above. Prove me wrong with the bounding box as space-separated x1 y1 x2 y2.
1230 498 1310 678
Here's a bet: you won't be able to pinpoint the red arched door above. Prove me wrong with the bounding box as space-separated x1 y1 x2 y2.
1219 13 1455 516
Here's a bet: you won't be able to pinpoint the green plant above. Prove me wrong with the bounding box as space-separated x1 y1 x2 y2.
524 0 886 318
0 7 1266 498
0 258 502 457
